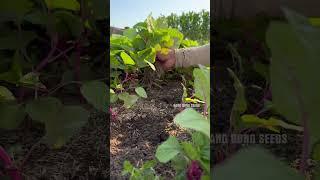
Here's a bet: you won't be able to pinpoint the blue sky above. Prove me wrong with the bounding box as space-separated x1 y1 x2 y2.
110 0 210 28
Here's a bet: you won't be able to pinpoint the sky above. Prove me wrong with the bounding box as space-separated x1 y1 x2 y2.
110 0 210 28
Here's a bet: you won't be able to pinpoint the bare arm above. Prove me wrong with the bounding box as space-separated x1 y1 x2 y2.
175 44 210 68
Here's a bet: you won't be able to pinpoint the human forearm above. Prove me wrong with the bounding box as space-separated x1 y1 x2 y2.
174 44 210 68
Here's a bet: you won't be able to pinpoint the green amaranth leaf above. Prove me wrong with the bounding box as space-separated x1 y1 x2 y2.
193 67 210 105
53 11 83 37
81 81 108 113
227 68 247 113
24 10 49 25
171 154 188 179
156 136 181 163
44 0 80 11
25 97 63 123
227 68 247 129
181 39 199 48
174 108 210 138
181 141 200 160
123 28 137 40
312 142 320 161
135 87 147 98
118 92 139 108
120 52 135 65
266 8 320 145
0 0 33 22
213 147 304 180
89 0 108 19
122 160 134 175
0 51 23 84
0 103 25 130
47 106 89 148
0 31 36 50
19 72 46 89
25 97 89 148
310 18 320 27
141 160 157 170
241 114 303 133
0 86 15 101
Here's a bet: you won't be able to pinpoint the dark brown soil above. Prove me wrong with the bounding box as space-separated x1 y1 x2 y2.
0 77 188 180
0 110 109 180
110 80 190 179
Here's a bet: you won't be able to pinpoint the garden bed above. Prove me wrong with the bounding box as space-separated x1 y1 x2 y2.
110 80 190 179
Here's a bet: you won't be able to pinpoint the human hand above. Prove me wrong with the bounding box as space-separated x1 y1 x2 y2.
156 49 176 71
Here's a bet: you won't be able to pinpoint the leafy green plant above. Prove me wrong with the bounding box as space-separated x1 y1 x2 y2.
0 0 108 173
155 66 210 179
122 160 160 180
214 7 320 179
109 15 199 109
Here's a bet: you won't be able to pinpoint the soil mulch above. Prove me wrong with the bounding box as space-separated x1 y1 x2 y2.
0 78 189 180
110 80 190 179
0 110 109 180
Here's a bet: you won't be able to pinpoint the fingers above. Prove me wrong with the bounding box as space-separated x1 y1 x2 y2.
156 52 168 62
156 49 175 71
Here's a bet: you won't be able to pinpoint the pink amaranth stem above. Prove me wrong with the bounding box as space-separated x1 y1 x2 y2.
121 73 133 84
0 146 22 180
110 107 117 120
